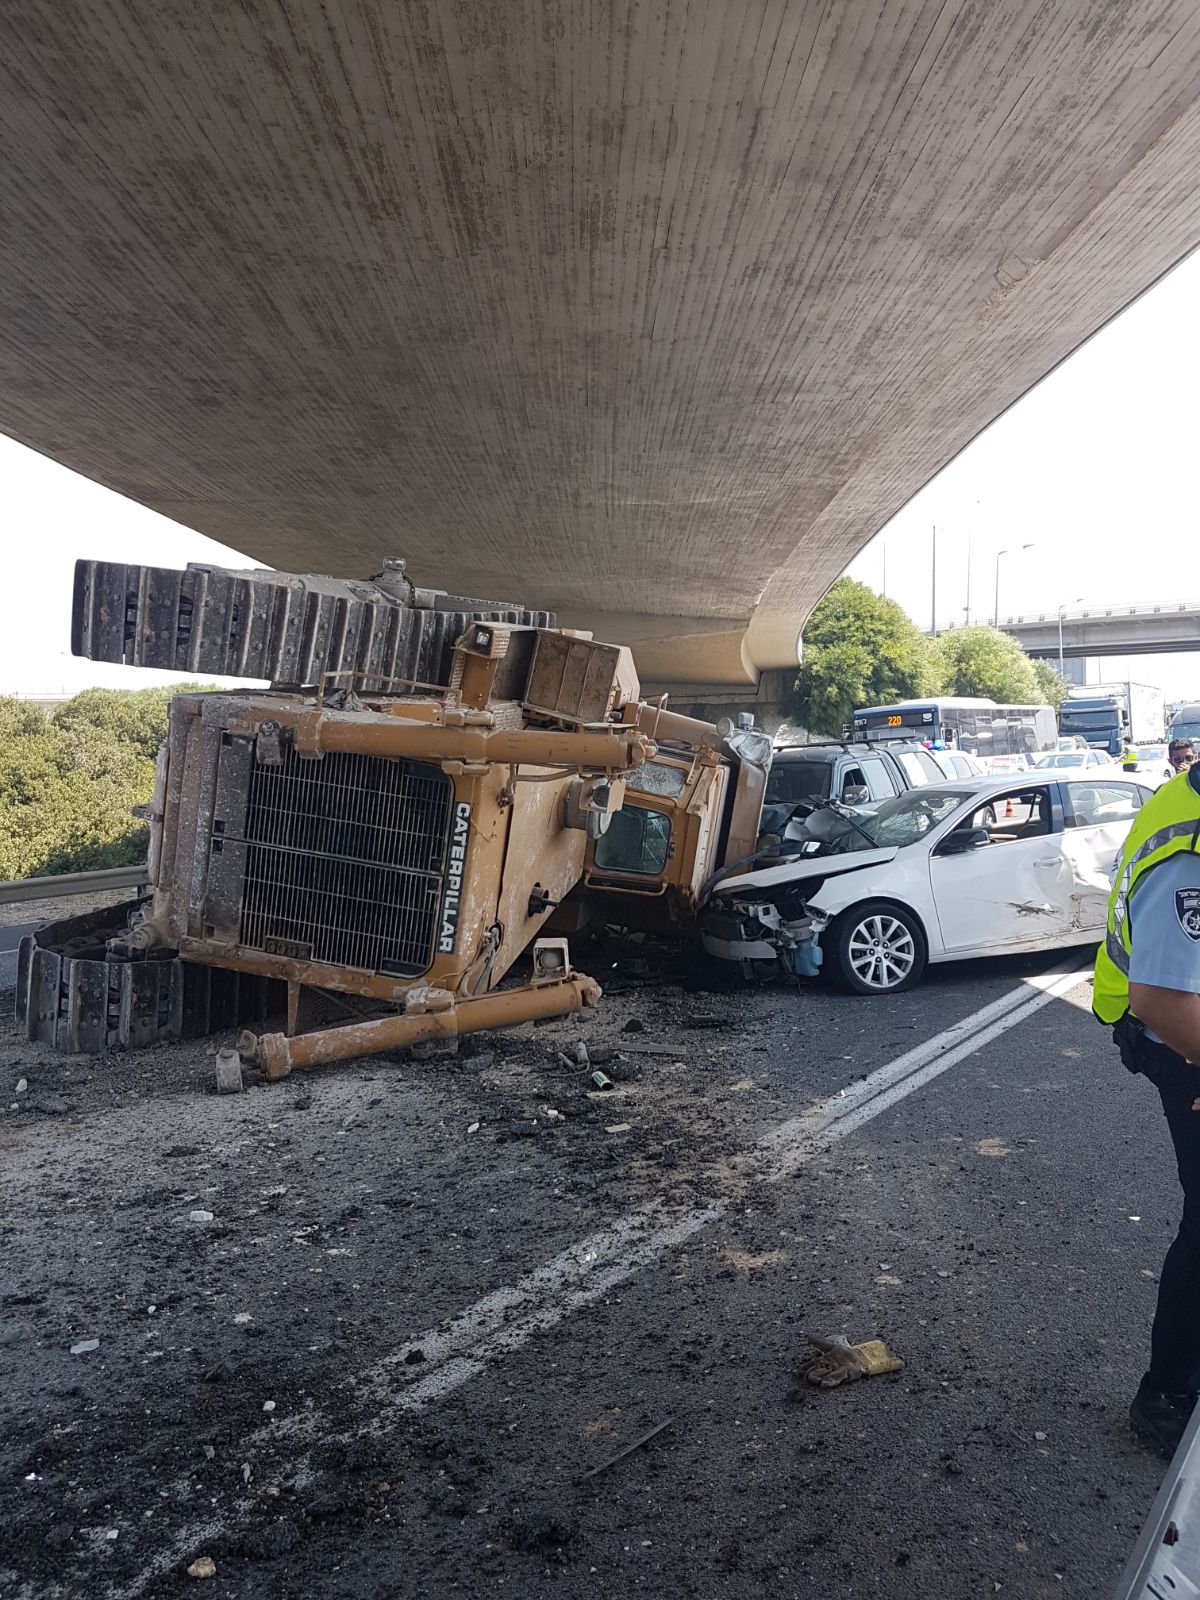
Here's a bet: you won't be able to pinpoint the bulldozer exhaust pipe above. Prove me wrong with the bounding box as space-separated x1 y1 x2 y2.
242 971 602 1080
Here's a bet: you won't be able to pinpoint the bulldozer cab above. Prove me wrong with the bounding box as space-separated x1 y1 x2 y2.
581 716 770 917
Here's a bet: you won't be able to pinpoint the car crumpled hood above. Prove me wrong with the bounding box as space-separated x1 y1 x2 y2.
715 844 900 897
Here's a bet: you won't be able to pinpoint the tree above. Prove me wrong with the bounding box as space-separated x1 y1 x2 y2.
51 685 183 761
933 624 1043 703
787 579 941 737
1030 657 1069 711
0 683 214 880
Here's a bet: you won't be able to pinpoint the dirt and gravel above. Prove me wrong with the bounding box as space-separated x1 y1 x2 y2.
0 939 1174 1598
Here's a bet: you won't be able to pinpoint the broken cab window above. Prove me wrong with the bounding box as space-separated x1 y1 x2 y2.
593 804 672 875
625 761 689 798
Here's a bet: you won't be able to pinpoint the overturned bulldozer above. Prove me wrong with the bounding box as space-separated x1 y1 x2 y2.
19 559 770 1078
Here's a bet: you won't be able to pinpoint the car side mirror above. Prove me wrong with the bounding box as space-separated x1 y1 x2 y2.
842 784 870 805
939 827 990 855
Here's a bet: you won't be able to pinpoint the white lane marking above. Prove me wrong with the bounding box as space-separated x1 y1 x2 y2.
108 958 1089 1598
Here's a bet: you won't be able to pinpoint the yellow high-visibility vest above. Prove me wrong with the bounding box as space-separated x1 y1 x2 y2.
1093 770 1200 1024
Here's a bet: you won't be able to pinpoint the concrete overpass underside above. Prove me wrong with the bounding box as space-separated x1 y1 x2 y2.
3 3 1200 685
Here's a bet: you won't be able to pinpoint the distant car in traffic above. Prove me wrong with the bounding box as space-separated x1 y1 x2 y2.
931 749 988 780
1119 742 1174 787
764 741 944 811
1032 749 1118 772
702 772 1153 994
976 752 1033 775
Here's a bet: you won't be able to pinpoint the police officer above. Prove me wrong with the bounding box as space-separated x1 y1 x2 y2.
1095 758 1200 1456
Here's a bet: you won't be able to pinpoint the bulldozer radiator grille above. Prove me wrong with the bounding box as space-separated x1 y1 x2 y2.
237 748 452 976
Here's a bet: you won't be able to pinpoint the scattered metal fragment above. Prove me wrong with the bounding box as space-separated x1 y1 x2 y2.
577 1418 674 1481
589 1070 614 1092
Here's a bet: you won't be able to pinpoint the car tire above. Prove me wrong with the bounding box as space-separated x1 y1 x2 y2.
829 901 927 996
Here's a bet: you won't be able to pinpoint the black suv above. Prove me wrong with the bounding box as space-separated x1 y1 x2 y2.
765 741 944 809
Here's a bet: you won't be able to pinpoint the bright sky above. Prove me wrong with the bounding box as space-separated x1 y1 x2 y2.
0 447 255 696
1 243 1199 699
848 246 1200 698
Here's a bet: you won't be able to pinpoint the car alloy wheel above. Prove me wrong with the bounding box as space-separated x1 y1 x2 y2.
845 912 917 990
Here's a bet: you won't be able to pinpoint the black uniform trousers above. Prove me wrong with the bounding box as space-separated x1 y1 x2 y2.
1126 1024 1200 1394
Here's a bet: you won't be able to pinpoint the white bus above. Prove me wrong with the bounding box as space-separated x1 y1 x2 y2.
851 697 1056 761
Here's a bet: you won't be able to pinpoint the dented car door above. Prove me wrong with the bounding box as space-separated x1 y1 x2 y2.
1055 779 1148 931
929 784 1074 953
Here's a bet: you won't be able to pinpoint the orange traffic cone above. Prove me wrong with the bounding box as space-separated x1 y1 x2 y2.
1004 796 1015 819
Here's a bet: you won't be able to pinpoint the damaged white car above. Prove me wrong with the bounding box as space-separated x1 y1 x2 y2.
702 773 1152 994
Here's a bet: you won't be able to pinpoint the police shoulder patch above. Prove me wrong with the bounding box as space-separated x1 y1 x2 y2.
1176 889 1200 941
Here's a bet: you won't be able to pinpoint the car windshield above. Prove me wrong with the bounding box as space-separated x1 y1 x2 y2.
765 758 833 805
1137 745 1168 761
800 789 971 855
1034 752 1083 768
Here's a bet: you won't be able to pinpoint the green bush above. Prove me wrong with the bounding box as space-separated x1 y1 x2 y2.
0 685 212 880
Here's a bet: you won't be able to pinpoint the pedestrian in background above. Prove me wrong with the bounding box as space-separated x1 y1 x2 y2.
1169 739 1195 774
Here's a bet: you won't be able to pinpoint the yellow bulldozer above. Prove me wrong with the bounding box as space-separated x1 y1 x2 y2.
18 559 770 1078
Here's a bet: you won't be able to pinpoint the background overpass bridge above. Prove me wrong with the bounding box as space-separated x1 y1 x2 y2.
999 603 1200 660
4 4 1200 687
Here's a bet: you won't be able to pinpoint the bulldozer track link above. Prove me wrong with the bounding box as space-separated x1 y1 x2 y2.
14 899 283 1054
72 559 554 689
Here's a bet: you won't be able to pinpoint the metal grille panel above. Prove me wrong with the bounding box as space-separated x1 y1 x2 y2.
238 747 452 976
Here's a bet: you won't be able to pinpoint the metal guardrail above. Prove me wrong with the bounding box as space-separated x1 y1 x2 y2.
0 864 148 905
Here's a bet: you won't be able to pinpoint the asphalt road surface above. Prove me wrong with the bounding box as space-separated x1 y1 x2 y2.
0 938 1177 1598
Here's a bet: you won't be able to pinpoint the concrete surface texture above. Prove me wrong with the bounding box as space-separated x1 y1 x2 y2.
3 3 1200 682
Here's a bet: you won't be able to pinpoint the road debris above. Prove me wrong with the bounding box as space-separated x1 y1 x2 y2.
605 1122 632 1134
69 1338 99 1356
213 1048 242 1095
793 1334 904 1389
577 1417 674 1481
589 1070 614 1092
188 1210 214 1224
975 1137 1011 1157
186 1555 217 1579
15 1078 27 1094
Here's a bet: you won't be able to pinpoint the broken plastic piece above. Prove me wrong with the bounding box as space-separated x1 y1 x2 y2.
794 1333 904 1388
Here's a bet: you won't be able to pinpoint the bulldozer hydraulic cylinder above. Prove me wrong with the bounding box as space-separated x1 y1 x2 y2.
248 973 602 1080
277 708 654 771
